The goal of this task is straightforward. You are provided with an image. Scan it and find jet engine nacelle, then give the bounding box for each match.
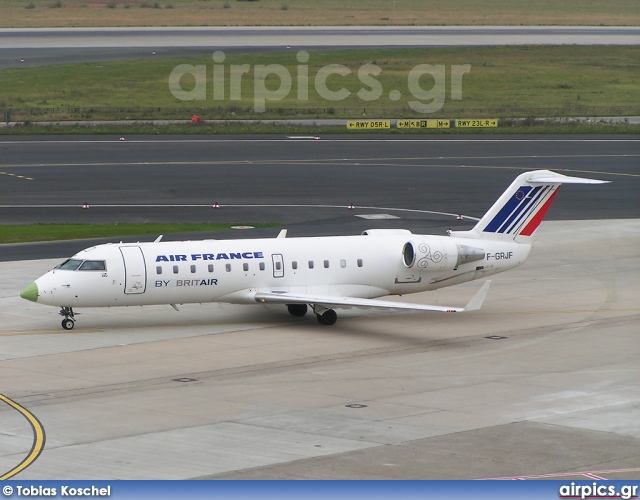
[402,238,485,272]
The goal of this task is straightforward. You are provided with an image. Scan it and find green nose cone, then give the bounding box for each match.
[20,282,39,302]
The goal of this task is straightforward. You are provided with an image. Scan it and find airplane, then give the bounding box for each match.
[20,169,608,330]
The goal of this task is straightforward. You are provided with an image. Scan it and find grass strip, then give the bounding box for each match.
[1,46,639,121]
[0,222,281,244]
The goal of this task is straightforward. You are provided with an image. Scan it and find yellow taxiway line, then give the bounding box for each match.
[0,394,46,480]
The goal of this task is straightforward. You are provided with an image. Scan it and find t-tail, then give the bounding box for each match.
[450,170,609,242]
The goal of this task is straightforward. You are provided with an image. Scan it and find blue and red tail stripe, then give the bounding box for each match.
[519,188,560,236]
[483,185,558,236]
[499,186,547,234]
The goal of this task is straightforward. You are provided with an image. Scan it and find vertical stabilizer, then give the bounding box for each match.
[449,170,609,241]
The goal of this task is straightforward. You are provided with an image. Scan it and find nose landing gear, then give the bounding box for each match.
[59,307,76,330]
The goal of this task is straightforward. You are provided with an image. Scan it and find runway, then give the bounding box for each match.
[0,135,639,479]
[2,26,639,68]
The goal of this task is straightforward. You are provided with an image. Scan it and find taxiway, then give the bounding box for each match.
[1,135,639,479]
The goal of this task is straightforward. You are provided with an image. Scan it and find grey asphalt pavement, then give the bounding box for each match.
[0,134,638,260]
[2,26,639,68]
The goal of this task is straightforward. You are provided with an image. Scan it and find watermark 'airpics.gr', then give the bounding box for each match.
[168,51,471,113]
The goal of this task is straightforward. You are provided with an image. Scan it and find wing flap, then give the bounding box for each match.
[255,281,491,314]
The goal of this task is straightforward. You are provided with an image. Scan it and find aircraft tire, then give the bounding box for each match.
[62,318,75,330]
[317,309,337,326]
[287,304,308,317]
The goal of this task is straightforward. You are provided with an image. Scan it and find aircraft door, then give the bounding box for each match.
[272,254,284,278]
[120,246,147,294]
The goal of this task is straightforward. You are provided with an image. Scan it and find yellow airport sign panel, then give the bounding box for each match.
[454,119,499,128]
[347,120,391,130]
[397,119,450,129]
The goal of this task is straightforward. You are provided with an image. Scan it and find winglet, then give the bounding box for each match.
[461,280,491,312]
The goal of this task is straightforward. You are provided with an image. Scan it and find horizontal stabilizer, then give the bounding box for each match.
[526,171,610,185]
[255,281,491,314]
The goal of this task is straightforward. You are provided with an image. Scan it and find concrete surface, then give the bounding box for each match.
[2,26,639,68]
[1,219,639,479]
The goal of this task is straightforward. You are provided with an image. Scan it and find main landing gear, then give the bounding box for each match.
[287,304,308,317]
[286,303,338,325]
[316,309,337,326]
[59,307,76,330]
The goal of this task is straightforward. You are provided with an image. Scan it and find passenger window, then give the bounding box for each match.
[57,259,82,270]
[208,264,214,272]
[340,259,346,268]
[275,261,282,270]
[190,265,196,273]
[225,264,231,272]
[324,260,329,269]
[259,262,265,271]
[78,260,106,271]
[292,261,298,270]
[357,259,363,267]
[156,266,162,275]
[243,263,249,271]
[308,260,314,269]
[173,265,179,274]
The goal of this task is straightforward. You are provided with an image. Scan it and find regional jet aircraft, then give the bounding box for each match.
[20,170,607,330]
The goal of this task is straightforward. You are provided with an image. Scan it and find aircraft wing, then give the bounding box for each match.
[255,280,491,313]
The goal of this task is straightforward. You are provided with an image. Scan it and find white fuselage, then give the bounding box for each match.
[33,232,530,308]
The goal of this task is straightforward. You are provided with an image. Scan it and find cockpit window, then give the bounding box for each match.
[79,260,106,271]
[57,259,83,270]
